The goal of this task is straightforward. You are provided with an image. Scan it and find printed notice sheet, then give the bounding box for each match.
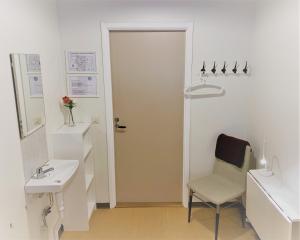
[29,75,43,97]
[26,54,41,72]
[67,52,97,73]
[68,75,97,96]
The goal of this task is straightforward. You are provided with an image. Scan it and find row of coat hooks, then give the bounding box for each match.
[200,61,249,76]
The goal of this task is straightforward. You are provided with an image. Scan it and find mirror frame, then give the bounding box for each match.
[9,54,46,139]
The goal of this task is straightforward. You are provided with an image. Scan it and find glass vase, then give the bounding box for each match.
[68,108,75,127]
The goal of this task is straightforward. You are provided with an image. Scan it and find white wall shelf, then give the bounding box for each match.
[83,145,93,161]
[85,174,94,191]
[88,201,96,220]
[52,123,96,231]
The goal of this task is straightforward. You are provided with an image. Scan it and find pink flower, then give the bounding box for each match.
[62,96,75,109]
[62,96,71,104]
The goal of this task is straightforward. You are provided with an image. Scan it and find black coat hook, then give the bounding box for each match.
[211,61,217,74]
[232,61,238,74]
[221,61,227,74]
[201,61,206,75]
[243,61,248,74]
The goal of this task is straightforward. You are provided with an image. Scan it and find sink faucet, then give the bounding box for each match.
[35,166,54,179]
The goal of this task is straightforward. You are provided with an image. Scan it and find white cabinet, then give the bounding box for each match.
[52,123,96,231]
[246,170,300,240]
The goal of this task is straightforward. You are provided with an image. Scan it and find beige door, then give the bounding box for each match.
[110,31,185,203]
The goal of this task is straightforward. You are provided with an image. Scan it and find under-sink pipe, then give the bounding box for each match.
[52,192,65,240]
[42,193,54,227]
[55,192,64,219]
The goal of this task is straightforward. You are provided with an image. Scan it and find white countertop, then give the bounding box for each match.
[55,123,92,135]
[249,169,300,222]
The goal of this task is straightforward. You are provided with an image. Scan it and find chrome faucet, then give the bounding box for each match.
[35,166,54,179]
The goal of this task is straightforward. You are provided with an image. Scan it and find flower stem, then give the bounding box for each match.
[69,108,74,125]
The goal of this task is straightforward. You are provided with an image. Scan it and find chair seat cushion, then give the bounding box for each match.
[188,174,245,205]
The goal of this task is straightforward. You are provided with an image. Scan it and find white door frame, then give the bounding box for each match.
[101,22,193,208]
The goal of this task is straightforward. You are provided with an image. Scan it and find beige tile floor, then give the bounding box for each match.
[61,207,258,240]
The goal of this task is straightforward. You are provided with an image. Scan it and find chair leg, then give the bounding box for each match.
[188,189,193,223]
[215,205,220,240]
[239,198,246,228]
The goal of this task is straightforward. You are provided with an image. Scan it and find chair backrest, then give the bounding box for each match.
[213,145,251,188]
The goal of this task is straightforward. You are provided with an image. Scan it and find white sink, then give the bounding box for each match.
[25,160,79,193]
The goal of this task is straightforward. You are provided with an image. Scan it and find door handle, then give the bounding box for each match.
[114,117,127,129]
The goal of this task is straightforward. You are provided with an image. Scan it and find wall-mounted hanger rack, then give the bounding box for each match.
[184,79,225,98]
[200,61,249,76]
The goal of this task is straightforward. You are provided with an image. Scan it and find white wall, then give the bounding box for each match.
[0,0,65,239]
[57,0,256,203]
[249,0,299,194]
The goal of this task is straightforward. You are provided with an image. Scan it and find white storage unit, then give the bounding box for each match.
[52,123,96,231]
[246,170,300,240]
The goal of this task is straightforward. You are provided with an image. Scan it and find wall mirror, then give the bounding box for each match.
[10,53,46,138]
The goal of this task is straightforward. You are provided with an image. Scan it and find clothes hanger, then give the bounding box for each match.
[184,79,225,98]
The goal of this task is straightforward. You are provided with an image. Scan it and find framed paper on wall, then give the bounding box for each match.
[26,54,41,73]
[67,75,98,97]
[28,74,43,98]
[66,51,97,73]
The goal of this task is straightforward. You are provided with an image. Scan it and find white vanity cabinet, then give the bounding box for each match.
[52,123,96,231]
[246,170,300,240]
